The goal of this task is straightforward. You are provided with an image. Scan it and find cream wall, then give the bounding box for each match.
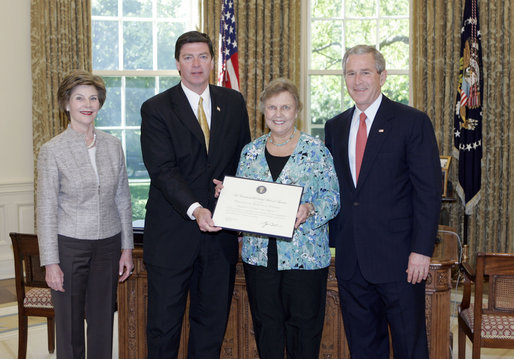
[0,0,35,278]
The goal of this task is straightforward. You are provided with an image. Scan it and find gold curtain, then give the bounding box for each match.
[31,0,92,185]
[203,0,301,139]
[412,0,514,258]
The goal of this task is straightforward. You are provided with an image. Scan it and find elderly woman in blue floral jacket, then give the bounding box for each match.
[231,78,339,359]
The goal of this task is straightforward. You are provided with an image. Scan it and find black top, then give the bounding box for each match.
[264,146,291,269]
[265,146,290,181]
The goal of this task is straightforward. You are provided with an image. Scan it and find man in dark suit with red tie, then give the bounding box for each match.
[140,31,251,358]
[324,45,442,358]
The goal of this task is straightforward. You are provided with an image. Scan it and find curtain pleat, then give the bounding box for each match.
[30,0,511,255]
[412,0,513,260]
[203,0,301,139]
[31,0,92,221]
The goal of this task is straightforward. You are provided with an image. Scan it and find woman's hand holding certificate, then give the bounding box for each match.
[212,176,303,239]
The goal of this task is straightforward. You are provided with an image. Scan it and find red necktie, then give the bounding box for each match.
[355,112,368,182]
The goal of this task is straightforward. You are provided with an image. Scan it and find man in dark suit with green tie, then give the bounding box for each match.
[140,31,251,359]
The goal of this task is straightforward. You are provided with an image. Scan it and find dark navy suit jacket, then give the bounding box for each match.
[325,96,441,283]
[140,83,251,269]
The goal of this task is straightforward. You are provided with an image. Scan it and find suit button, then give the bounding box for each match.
[353,202,360,206]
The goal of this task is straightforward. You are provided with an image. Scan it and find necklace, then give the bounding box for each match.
[87,133,97,149]
[268,127,296,147]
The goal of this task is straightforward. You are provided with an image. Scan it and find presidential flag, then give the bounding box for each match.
[218,0,240,91]
[453,0,482,215]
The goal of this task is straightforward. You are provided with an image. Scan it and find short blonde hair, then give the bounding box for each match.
[259,78,303,114]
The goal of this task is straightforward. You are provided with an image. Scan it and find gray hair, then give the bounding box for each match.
[342,45,386,75]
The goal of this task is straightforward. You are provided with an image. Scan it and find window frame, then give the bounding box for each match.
[301,0,412,138]
[91,0,200,225]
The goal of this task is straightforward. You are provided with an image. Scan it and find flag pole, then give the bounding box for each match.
[462,214,469,262]
[453,0,482,264]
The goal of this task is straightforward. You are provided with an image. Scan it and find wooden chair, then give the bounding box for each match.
[458,252,514,358]
[9,232,55,359]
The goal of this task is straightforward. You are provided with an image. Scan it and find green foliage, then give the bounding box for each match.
[346,0,375,17]
[126,77,155,125]
[92,21,119,70]
[311,0,342,18]
[379,19,409,69]
[96,77,122,127]
[159,76,181,91]
[93,0,192,223]
[309,0,411,135]
[380,0,409,16]
[157,0,189,18]
[93,0,188,72]
[310,75,344,124]
[124,0,152,17]
[92,0,118,16]
[311,21,343,70]
[382,75,409,105]
[345,19,376,49]
[129,183,149,221]
[124,21,153,70]
[157,22,185,69]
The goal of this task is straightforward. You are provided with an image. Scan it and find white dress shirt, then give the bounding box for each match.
[181,82,211,128]
[181,82,212,219]
[348,94,382,186]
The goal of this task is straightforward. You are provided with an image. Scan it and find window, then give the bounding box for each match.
[92,0,199,226]
[304,0,410,140]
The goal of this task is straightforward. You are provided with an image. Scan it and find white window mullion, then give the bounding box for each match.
[92,1,198,223]
[153,0,158,71]
[118,0,124,71]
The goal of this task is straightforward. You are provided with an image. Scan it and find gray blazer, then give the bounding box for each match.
[37,126,134,266]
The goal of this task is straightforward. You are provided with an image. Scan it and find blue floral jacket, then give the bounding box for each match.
[236,132,340,270]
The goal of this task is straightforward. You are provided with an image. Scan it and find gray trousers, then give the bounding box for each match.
[51,233,121,359]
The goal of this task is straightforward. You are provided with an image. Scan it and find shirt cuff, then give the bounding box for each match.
[187,202,202,220]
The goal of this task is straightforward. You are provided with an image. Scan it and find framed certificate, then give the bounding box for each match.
[212,176,304,240]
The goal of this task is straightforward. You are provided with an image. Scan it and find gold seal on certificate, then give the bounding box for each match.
[212,176,304,240]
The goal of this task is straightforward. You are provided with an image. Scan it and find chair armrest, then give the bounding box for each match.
[460,261,475,281]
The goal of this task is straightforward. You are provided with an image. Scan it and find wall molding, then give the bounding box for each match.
[0,181,33,193]
[0,180,34,279]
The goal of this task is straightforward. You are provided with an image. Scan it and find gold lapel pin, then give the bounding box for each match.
[378,129,384,133]
[216,106,221,112]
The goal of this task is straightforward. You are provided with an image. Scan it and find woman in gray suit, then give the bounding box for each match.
[37,70,134,359]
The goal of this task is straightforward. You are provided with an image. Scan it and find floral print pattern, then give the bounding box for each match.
[237,132,340,270]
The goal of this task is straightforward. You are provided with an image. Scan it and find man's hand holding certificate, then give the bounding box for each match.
[212,176,303,239]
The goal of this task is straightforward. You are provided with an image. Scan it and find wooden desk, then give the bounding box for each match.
[118,226,458,358]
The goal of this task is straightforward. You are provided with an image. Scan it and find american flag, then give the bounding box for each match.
[453,0,482,214]
[217,0,239,91]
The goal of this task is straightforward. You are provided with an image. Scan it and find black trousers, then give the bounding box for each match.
[243,239,328,359]
[145,238,236,359]
[51,233,121,359]
[337,264,428,359]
